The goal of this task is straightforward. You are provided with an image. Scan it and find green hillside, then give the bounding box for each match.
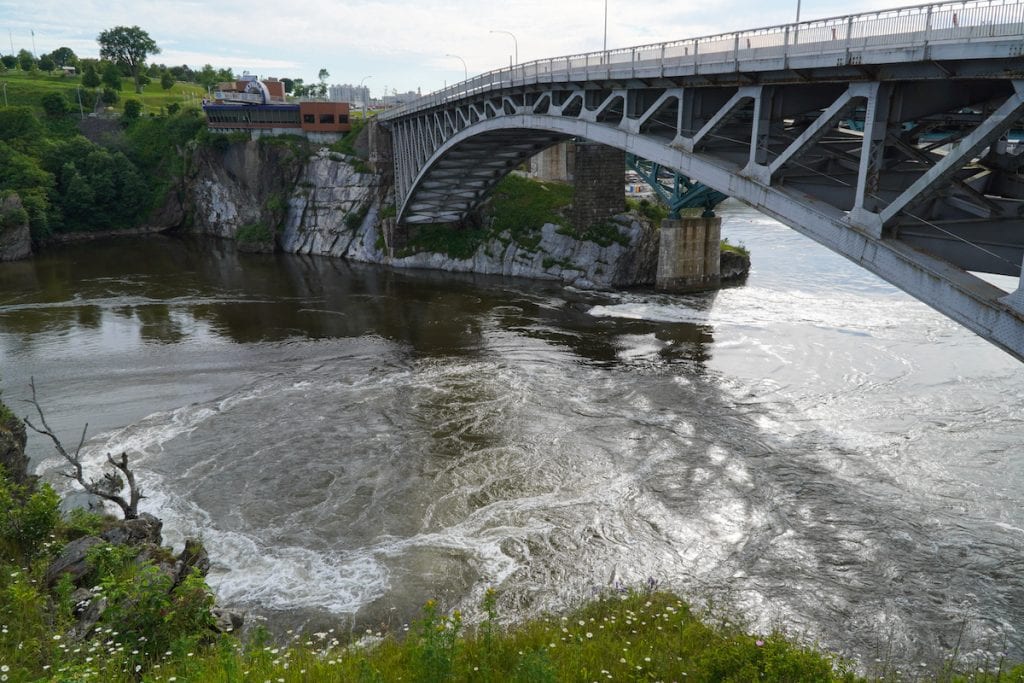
[0,69,205,116]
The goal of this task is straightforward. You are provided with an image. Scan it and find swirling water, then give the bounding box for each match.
[1,201,1021,672]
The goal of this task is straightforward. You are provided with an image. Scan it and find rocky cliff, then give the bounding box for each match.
[185,140,665,289]
[0,193,32,262]
[184,138,746,289]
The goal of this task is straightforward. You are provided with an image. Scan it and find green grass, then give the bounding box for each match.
[403,174,574,259]
[721,236,750,257]
[0,69,205,116]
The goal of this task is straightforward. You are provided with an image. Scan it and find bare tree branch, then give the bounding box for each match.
[23,377,144,519]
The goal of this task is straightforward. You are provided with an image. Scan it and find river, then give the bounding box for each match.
[1,200,1021,674]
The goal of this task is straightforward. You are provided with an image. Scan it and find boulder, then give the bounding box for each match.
[100,512,163,546]
[720,249,751,282]
[174,538,211,585]
[211,607,244,633]
[45,536,103,587]
[0,193,32,262]
[66,593,107,642]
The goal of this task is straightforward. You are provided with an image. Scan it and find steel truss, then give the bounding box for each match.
[382,1,1024,360]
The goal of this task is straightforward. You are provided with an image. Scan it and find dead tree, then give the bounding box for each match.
[23,378,144,520]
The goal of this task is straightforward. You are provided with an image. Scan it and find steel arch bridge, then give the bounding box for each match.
[379,0,1024,361]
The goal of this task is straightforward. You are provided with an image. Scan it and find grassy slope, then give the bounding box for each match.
[0,69,205,115]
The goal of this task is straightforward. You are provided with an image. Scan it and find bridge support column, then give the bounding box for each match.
[656,216,721,292]
[572,142,625,229]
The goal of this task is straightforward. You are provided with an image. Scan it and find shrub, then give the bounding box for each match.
[0,467,61,561]
[41,92,69,117]
[122,98,143,122]
[236,222,272,243]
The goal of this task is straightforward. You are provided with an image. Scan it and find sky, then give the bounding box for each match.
[2,0,907,95]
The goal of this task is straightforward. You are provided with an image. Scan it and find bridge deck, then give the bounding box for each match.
[381,0,1024,120]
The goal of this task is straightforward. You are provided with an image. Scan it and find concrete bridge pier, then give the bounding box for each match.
[656,216,721,292]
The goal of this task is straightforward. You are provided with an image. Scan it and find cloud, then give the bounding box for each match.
[1,0,925,91]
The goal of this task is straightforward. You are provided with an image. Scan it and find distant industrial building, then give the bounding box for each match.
[328,83,371,107]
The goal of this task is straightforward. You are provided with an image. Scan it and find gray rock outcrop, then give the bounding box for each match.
[0,406,32,487]
[0,193,32,262]
[187,140,745,290]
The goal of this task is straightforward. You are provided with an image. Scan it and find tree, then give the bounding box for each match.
[102,63,122,90]
[101,87,119,105]
[25,378,144,519]
[281,77,294,94]
[81,63,101,88]
[49,46,78,67]
[123,98,142,122]
[97,25,160,94]
[38,54,55,73]
[0,54,15,69]
[317,68,330,99]
[160,70,174,90]
[17,49,35,71]
[197,63,218,90]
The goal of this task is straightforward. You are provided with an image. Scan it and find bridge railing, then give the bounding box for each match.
[379,0,1024,121]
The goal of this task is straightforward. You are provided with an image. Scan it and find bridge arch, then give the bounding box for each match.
[381,1,1024,360]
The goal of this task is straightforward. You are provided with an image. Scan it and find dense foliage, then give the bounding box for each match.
[0,102,204,238]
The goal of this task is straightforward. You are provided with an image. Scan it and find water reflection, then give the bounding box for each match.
[0,236,715,364]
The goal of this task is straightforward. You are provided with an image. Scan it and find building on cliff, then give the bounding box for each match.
[203,73,351,141]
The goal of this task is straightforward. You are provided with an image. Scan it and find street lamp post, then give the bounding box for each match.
[794,0,802,44]
[359,75,373,120]
[446,53,468,81]
[489,30,518,66]
[603,0,608,52]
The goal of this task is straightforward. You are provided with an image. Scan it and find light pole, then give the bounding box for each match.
[489,30,518,66]
[794,0,802,44]
[359,75,372,119]
[603,0,608,52]
[446,53,468,81]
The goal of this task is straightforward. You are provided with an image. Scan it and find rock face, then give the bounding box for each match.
[187,139,745,290]
[287,165,659,288]
[278,151,381,257]
[0,193,32,262]
[0,403,32,487]
[186,140,304,251]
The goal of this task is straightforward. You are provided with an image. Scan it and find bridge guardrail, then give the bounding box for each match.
[379,0,1024,121]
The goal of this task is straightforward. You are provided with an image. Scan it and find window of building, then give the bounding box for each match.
[319,113,335,124]
[303,114,315,123]
[338,115,349,124]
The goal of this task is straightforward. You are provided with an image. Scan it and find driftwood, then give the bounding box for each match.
[23,378,143,519]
